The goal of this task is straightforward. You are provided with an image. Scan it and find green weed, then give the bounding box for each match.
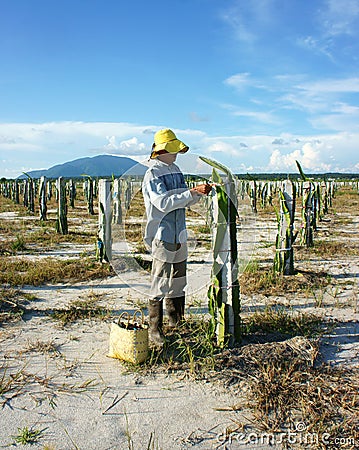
[11,234,26,252]
[11,426,46,445]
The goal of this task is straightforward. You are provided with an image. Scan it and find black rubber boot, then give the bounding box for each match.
[165,296,185,327]
[148,299,164,348]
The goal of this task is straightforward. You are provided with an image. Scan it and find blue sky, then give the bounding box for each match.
[1,0,359,178]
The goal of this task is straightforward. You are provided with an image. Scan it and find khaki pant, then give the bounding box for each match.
[150,240,187,299]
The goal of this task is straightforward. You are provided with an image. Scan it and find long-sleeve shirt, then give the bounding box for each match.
[142,159,200,246]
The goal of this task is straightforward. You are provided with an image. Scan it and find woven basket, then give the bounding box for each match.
[108,310,148,364]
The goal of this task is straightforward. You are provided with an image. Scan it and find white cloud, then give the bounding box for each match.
[297,77,359,94]
[221,9,256,44]
[232,109,278,124]
[220,102,279,125]
[224,73,251,90]
[266,132,359,172]
[274,75,359,133]
[223,73,359,131]
[296,35,334,60]
[207,141,243,157]
[320,0,359,37]
[310,113,359,132]
[220,0,276,44]
[104,136,118,150]
[224,73,270,93]
[332,102,359,114]
[268,141,332,172]
[104,136,147,155]
[280,92,327,113]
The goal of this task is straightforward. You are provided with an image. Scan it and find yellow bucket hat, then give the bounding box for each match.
[150,129,189,159]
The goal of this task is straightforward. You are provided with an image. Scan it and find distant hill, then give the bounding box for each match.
[18,155,147,179]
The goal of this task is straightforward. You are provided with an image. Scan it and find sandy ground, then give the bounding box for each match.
[0,199,358,449]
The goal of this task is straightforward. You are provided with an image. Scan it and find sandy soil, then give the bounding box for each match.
[0,192,358,450]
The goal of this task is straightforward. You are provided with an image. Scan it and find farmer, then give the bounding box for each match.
[142,128,211,347]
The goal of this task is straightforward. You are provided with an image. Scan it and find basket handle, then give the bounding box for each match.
[117,311,131,327]
[132,309,145,326]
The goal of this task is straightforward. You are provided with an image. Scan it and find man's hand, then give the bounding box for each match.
[190,183,213,195]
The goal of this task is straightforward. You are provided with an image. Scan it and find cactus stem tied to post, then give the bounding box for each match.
[56,177,68,235]
[199,156,241,347]
[273,181,296,275]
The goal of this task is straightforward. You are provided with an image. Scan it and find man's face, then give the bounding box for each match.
[157,152,177,164]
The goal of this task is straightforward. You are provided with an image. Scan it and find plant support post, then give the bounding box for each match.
[98,179,112,262]
[39,176,47,221]
[112,178,122,225]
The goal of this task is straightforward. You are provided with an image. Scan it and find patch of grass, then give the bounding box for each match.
[29,226,95,247]
[22,292,38,301]
[258,241,274,249]
[162,318,218,376]
[22,339,61,357]
[189,224,211,235]
[0,236,23,255]
[0,363,28,406]
[124,223,144,243]
[0,256,115,286]
[0,287,27,323]
[0,242,12,256]
[11,426,46,445]
[242,306,325,338]
[127,190,146,218]
[334,187,359,211]
[11,234,27,252]
[125,316,220,378]
[240,265,331,296]
[303,239,359,257]
[50,295,110,325]
[0,197,28,214]
[0,226,96,253]
[240,259,260,274]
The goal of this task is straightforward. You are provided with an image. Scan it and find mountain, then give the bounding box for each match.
[19,155,147,179]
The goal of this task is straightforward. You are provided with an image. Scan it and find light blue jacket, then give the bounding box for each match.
[142,159,200,246]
